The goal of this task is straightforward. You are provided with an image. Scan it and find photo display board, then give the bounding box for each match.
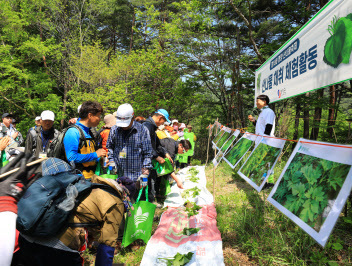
[212,130,241,167]
[215,127,232,150]
[267,138,352,247]
[212,129,225,147]
[223,132,259,169]
[238,137,286,192]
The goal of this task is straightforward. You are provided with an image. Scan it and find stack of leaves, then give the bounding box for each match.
[188,168,199,175]
[159,252,194,266]
[182,187,201,199]
[184,200,202,217]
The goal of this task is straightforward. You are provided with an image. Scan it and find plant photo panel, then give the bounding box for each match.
[215,127,232,150]
[212,129,225,147]
[212,130,241,167]
[223,132,259,169]
[238,137,286,192]
[267,138,352,247]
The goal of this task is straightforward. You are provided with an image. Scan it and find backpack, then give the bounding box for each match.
[47,124,95,161]
[16,172,121,237]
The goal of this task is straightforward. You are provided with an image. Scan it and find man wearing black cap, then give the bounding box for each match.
[0,113,22,149]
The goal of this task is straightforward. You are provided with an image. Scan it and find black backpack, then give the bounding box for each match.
[47,124,95,161]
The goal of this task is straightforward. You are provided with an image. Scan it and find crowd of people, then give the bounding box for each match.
[0,101,197,266]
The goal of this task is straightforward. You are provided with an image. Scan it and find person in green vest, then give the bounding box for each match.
[182,125,197,167]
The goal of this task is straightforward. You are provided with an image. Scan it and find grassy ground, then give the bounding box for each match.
[83,158,352,265]
[208,157,352,265]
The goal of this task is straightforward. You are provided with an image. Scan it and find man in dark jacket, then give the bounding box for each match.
[160,138,192,189]
[143,109,173,203]
[25,110,60,158]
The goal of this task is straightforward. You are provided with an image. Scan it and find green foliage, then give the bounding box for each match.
[324,14,352,67]
[272,152,351,230]
[182,227,201,236]
[159,252,194,266]
[182,187,201,199]
[212,130,225,144]
[240,142,281,186]
[184,200,202,217]
[224,137,253,166]
[219,134,238,153]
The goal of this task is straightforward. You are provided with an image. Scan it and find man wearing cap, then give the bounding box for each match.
[143,109,174,203]
[0,113,23,149]
[27,116,42,134]
[64,101,107,179]
[25,110,60,158]
[106,104,153,195]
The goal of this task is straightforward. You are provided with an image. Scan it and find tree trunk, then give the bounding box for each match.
[303,94,310,138]
[310,89,324,140]
[293,102,301,140]
[327,85,336,137]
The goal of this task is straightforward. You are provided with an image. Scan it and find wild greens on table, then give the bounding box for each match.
[159,252,194,266]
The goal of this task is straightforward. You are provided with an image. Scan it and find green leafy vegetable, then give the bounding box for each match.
[184,200,202,217]
[182,187,201,199]
[183,227,200,236]
[159,252,194,266]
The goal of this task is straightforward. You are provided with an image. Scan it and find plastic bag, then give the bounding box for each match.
[57,184,78,211]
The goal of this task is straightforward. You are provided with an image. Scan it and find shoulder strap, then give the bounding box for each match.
[69,124,87,149]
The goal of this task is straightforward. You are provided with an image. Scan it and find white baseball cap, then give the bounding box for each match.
[115,103,134,127]
[171,119,179,124]
[41,110,55,121]
[77,104,82,114]
[35,116,41,121]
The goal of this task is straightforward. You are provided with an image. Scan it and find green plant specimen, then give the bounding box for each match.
[182,187,201,199]
[159,252,194,266]
[272,152,351,231]
[184,200,202,217]
[241,143,281,186]
[213,130,225,144]
[224,137,253,166]
[324,14,352,67]
[189,176,200,183]
[188,168,199,175]
[216,131,231,148]
[183,227,201,236]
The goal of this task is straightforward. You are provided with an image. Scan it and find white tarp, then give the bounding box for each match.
[255,0,352,103]
[141,166,224,265]
[163,166,214,208]
[267,138,352,247]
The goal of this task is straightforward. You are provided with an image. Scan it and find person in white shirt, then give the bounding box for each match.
[248,95,276,189]
[248,95,275,136]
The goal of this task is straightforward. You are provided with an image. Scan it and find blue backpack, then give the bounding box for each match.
[17,172,120,237]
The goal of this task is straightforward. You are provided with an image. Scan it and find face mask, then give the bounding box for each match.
[173,125,179,131]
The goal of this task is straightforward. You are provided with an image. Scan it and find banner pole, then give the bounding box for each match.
[213,118,219,202]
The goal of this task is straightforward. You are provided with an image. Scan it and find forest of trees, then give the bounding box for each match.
[1,0,351,162]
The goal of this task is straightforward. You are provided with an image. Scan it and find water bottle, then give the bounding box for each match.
[109,161,117,174]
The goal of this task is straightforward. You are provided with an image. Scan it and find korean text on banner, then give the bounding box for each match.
[255,0,352,103]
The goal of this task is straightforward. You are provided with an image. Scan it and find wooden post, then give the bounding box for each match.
[213,118,219,202]
[205,124,212,165]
